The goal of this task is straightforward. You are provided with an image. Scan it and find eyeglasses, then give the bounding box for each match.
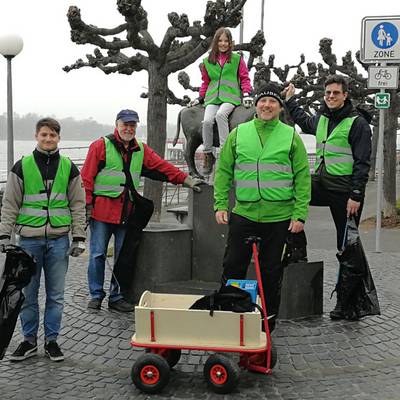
[324,90,343,96]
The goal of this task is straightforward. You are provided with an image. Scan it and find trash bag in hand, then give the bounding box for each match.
[282,231,308,266]
[0,245,36,360]
[113,189,154,303]
[335,218,380,320]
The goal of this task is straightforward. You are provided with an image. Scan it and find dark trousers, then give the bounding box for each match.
[310,178,363,251]
[221,214,290,324]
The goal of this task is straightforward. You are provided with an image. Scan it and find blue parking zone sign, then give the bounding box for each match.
[372,22,398,49]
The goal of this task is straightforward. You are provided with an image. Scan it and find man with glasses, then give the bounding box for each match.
[82,109,202,312]
[282,75,372,320]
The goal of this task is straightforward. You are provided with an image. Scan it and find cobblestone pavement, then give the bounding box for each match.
[1,242,400,399]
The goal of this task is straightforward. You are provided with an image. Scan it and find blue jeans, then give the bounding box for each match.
[87,219,127,303]
[19,235,70,343]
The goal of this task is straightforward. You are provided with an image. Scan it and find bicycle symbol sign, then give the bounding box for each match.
[374,69,392,80]
[368,65,399,89]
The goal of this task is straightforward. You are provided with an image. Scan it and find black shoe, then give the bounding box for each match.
[10,341,37,361]
[44,341,64,362]
[329,302,344,320]
[108,298,135,312]
[87,298,102,310]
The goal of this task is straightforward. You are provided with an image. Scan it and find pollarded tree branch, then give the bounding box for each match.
[202,0,246,36]
[161,0,247,64]
[141,88,191,106]
[67,6,131,50]
[164,39,212,74]
[63,48,148,74]
[177,71,200,93]
[234,30,266,70]
[117,0,159,55]
[160,12,192,54]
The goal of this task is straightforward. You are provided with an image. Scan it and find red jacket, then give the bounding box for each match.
[81,130,188,224]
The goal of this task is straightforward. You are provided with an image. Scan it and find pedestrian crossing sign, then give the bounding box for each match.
[374,93,390,109]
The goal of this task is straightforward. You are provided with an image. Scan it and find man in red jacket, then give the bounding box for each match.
[81,109,201,312]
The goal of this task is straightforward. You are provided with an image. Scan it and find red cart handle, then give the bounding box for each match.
[246,236,272,370]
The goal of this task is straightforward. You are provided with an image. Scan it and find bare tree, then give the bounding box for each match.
[64,0,254,221]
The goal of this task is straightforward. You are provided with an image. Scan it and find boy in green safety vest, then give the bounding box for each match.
[214,83,311,335]
[283,74,372,320]
[0,118,86,362]
[189,27,253,175]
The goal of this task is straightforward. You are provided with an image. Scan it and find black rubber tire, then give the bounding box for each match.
[203,353,240,394]
[131,353,170,394]
[270,345,278,369]
[145,348,182,368]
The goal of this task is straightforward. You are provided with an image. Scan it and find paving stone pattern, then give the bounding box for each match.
[1,248,400,399]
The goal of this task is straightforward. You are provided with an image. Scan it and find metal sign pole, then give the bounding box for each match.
[375,62,386,253]
[360,16,400,251]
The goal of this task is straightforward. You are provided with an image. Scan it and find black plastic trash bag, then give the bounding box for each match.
[0,245,36,360]
[282,231,308,266]
[189,285,261,316]
[335,218,380,320]
[113,189,154,302]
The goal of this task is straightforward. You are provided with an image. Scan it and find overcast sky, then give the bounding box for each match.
[0,0,399,127]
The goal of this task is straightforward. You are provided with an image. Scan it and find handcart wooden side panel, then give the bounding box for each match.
[132,291,266,350]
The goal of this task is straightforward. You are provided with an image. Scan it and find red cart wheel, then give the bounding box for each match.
[204,353,240,394]
[131,353,170,394]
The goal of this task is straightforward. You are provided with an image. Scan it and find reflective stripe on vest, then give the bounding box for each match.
[204,53,241,106]
[315,115,356,175]
[93,137,144,198]
[234,120,295,202]
[16,155,72,227]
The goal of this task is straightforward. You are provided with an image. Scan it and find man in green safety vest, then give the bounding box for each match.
[0,118,86,361]
[214,83,311,333]
[81,109,202,313]
[283,75,372,320]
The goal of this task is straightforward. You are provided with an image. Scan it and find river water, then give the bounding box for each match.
[0,135,320,182]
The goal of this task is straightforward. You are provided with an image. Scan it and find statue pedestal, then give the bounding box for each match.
[246,261,324,319]
[128,223,192,303]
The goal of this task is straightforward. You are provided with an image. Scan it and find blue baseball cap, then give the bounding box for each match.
[116,109,140,123]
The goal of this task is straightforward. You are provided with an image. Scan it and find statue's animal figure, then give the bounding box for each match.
[173,105,255,177]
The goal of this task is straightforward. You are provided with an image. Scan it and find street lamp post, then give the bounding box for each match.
[0,34,23,175]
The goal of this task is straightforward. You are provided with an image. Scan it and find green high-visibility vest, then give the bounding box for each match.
[203,52,241,106]
[93,137,144,198]
[315,115,356,175]
[16,155,72,227]
[234,120,295,202]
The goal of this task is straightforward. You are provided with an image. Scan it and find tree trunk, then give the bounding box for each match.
[383,90,398,217]
[369,125,378,181]
[143,62,168,222]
